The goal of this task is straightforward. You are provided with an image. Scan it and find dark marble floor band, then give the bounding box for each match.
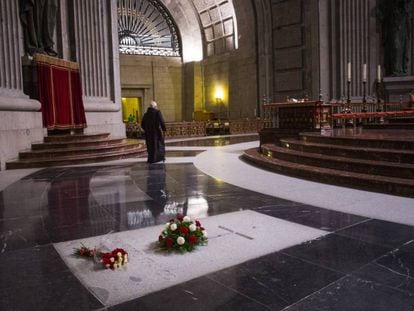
[1,162,414,310]
[166,134,259,146]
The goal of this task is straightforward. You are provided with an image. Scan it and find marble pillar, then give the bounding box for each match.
[0,0,43,170]
[71,0,124,136]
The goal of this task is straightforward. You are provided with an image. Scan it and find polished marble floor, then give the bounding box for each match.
[1,134,414,310]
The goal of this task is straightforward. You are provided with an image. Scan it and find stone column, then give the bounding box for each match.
[0,0,40,110]
[321,0,379,101]
[0,0,43,170]
[71,0,124,136]
[253,0,274,116]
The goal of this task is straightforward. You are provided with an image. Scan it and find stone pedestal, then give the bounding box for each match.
[383,76,414,102]
[21,56,39,100]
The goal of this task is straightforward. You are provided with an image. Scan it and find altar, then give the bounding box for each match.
[263,100,330,129]
[35,54,87,130]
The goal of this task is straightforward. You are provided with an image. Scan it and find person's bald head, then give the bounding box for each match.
[150,101,157,108]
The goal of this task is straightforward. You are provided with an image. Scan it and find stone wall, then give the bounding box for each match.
[183,62,203,121]
[119,55,183,122]
[202,0,258,119]
[270,0,320,102]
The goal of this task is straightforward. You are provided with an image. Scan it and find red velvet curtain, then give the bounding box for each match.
[36,55,87,130]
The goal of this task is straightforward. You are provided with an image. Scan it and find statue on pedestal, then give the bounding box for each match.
[19,0,58,57]
[377,0,414,76]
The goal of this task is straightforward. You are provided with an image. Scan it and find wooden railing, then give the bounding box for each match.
[263,100,414,129]
[165,122,207,138]
[329,101,409,114]
[330,101,413,127]
[125,119,265,139]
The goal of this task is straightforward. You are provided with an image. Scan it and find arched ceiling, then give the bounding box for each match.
[191,0,238,57]
[118,0,181,56]
[117,0,238,63]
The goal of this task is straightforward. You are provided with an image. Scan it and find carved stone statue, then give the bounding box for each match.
[19,0,58,57]
[377,0,414,76]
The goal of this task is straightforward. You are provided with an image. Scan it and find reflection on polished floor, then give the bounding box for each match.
[166,134,259,146]
[1,134,414,310]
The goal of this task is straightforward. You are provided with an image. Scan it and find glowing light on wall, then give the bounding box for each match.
[215,86,224,103]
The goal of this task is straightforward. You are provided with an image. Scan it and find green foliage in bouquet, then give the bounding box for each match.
[158,215,208,252]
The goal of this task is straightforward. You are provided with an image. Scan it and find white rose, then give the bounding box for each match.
[177,236,185,245]
[165,222,170,229]
[203,230,208,237]
[189,224,197,232]
[170,223,177,231]
[183,216,191,222]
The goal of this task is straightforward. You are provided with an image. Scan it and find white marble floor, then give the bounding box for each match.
[54,210,327,307]
[193,141,414,226]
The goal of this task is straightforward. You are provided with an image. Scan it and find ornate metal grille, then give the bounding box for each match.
[117,0,181,56]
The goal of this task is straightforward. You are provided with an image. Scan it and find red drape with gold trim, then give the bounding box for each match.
[36,54,87,130]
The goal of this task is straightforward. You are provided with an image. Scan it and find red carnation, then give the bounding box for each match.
[158,235,164,241]
[165,237,174,248]
[188,235,198,244]
[180,226,189,234]
[195,220,201,227]
[112,248,127,256]
[200,227,205,231]
[177,215,184,221]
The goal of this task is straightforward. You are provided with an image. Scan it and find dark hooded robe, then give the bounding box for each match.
[141,107,166,163]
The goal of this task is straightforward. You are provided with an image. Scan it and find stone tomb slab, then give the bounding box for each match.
[53,210,327,306]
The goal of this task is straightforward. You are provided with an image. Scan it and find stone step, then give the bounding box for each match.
[6,146,146,169]
[389,117,414,124]
[300,132,414,150]
[261,144,414,179]
[31,138,125,150]
[363,123,414,129]
[280,138,414,164]
[43,133,110,143]
[18,142,142,160]
[243,148,414,198]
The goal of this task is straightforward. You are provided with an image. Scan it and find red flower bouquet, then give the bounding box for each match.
[158,215,208,252]
[74,245,128,270]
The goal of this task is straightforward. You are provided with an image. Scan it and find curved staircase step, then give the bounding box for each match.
[31,138,126,150]
[300,132,414,150]
[19,142,142,159]
[363,123,414,129]
[261,144,414,179]
[243,148,414,198]
[43,133,110,143]
[6,146,147,169]
[280,138,414,164]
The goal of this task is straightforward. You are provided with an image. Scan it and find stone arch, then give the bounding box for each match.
[159,0,203,62]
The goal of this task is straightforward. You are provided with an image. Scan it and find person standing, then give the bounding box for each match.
[141,101,166,163]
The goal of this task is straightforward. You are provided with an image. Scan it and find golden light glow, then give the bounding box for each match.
[121,97,140,122]
[214,86,224,102]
